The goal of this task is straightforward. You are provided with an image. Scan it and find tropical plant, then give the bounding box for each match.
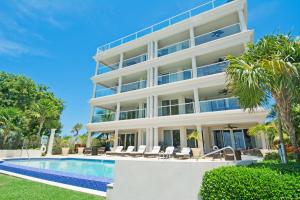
[0,107,23,148]
[226,34,300,162]
[187,130,200,148]
[71,123,83,136]
[102,111,114,122]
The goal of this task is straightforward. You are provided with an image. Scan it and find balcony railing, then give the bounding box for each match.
[197,61,229,77]
[122,54,148,67]
[121,80,147,93]
[158,69,192,85]
[194,23,241,46]
[97,0,231,53]
[97,62,119,75]
[92,112,116,123]
[158,39,190,57]
[119,108,146,120]
[199,97,240,112]
[95,86,118,97]
[158,102,195,116]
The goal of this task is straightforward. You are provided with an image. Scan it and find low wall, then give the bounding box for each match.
[0,150,41,158]
[109,160,254,200]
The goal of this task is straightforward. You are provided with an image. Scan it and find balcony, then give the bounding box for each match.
[158,69,192,85]
[158,39,190,57]
[197,61,229,77]
[95,86,118,98]
[194,23,241,46]
[121,80,147,93]
[97,62,119,75]
[199,97,240,112]
[158,102,195,116]
[92,111,116,123]
[122,54,148,67]
[119,108,146,120]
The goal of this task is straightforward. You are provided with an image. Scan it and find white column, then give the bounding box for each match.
[193,88,200,113]
[230,129,236,149]
[153,40,158,58]
[197,125,204,156]
[119,53,124,69]
[114,130,119,147]
[138,129,142,146]
[138,101,143,118]
[153,127,159,146]
[116,102,120,121]
[88,106,95,123]
[238,10,247,31]
[260,132,267,149]
[180,127,187,148]
[86,132,92,148]
[154,66,158,86]
[192,56,197,78]
[146,128,151,151]
[189,27,195,47]
[147,69,151,87]
[46,129,56,156]
[149,67,154,87]
[95,61,100,75]
[148,42,153,60]
[118,76,122,93]
[149,96,154,118]
[153,95,158,117]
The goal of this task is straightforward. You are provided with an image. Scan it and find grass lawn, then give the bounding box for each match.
[0,174,105,200]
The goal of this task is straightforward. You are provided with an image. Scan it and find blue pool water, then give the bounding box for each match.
[6,158,114,179]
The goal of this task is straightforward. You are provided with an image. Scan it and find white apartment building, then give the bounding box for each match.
[86,0,268,154]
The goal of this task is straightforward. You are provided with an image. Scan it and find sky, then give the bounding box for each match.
[0,0,299,136]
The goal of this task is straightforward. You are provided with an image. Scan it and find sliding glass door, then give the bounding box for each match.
[213,129,246,150]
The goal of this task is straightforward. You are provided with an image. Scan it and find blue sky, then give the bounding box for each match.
[0,0,299,136]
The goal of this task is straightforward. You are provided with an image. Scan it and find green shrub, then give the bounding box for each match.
[264,152,295,161]
[200,166,300,200]
[250,161,300,176]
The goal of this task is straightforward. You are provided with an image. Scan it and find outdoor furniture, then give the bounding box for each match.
[97,147,106,155]
[106,146,123,156]
[224,149,241,161]
[160,146,175,159]
[129,145,147,157]
[144,146,161,157]
[118,146,135,156]
[83,147,92,155]
[175,147,191,159]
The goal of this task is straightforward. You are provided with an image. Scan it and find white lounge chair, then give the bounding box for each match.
[106,146,123,156]
[118,146,135,156]
[129,145,147,157]
[176,147,191,159]
[144,146,161,157]
[160,146,175,159]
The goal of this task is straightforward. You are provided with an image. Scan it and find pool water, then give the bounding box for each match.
[7,158,114,179]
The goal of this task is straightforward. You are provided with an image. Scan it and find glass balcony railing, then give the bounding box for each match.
[158,39,190,57]
[95,86,118,98]
[119,108,146,120]
[97,62,119,75]
[197,61,229,77]
[199,97,240,112]
[92,112,116,123]
[158,69,192,85]
[122,54,148,67]
[158,102,195,116]
[195,23,241,46]
[121,80,147,93]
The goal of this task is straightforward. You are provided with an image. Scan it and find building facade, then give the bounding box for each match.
[86,0,268,154]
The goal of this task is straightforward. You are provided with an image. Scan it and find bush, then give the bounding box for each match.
[250,161,300,176]
[200,166,300,200]
[264,152,295,161]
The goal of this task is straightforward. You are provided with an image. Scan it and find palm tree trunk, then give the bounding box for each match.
[37,118,45,143]
[277,111,288,164]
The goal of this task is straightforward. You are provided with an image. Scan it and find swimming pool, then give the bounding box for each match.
[0,158,115,192]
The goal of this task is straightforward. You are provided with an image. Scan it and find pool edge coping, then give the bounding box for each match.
[0,169,107,197]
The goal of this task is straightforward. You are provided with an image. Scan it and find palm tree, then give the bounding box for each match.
[226,34,300,162]
[187,130,200,148]
[0,107,22,148]
[30,98,60,139]
[71,123,83,136]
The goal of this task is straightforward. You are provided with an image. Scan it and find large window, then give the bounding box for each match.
[213,129,250,150]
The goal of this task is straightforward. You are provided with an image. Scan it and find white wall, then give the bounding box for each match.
[109,160,253,200]
[0,150,41,158]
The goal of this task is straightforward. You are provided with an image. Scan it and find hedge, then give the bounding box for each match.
[199,166,300,200]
